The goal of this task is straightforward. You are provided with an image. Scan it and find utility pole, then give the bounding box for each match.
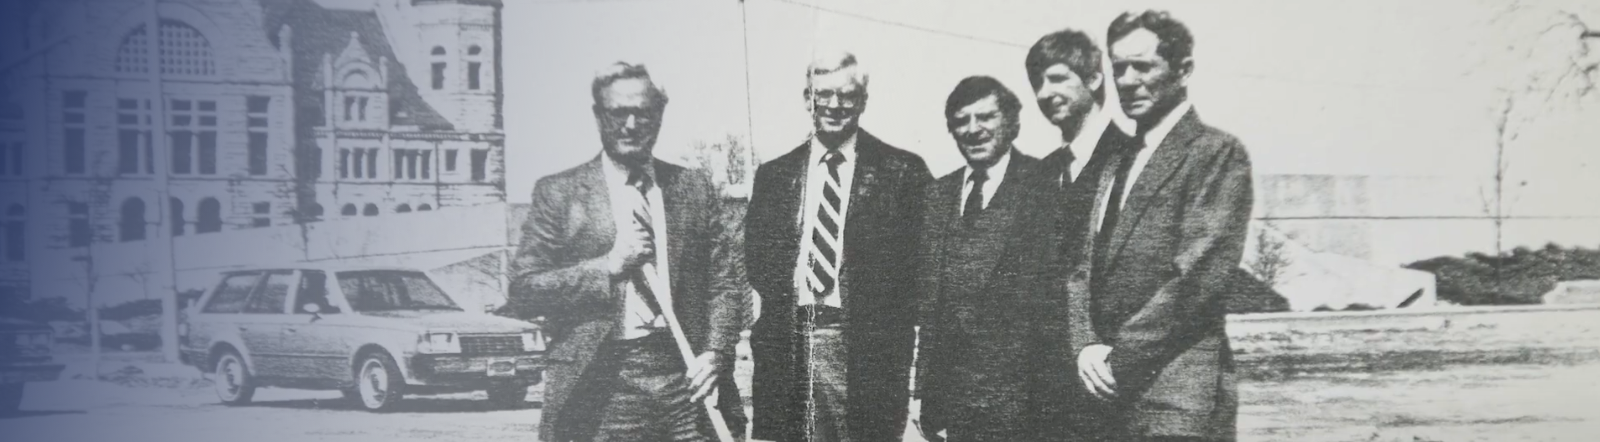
[143,0,179,363]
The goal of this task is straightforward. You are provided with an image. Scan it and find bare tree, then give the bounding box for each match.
[1478,2,1600,276]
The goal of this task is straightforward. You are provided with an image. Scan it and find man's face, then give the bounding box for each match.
[1111,28,1190,124]
[593,78,665,164]
[1034,63,1100,129]
[948,94,1015,168]
[807,70,866,139]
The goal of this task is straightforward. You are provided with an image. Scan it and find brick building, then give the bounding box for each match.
[0,0,505,301]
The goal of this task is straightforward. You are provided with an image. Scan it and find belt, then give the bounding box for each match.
[799,304,846,326]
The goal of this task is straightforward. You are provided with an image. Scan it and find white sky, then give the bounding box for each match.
[504,0,1600,218]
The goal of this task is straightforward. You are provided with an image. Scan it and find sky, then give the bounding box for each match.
[503,0,1600,218]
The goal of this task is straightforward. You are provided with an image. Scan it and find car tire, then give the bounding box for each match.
[213,350,256,405]
[0,383,23,413]
[354,352,405,412]
[486,381,527,409]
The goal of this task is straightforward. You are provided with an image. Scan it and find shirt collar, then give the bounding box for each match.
[808,131,859,165]
[600,151,653,188]
[963,146,1012,184]
[1140,101,1192,150]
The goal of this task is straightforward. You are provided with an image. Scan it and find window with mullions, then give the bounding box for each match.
[169,99,219,175]
[115,99,155,175]
[116,20,215,76]
[62,91,87,174]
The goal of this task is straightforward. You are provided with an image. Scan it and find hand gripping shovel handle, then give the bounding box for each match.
[640,264,737,442]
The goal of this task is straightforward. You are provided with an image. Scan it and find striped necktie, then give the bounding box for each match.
[625,169,664,320]
[804,150,846,305]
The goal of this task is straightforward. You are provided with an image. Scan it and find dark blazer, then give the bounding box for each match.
[744,130,933,442]
[505,156,745,442]
[916,152,1082,439]
[1059,109,1253,439]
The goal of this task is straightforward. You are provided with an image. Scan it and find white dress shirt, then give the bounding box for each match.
[1065,107,1112,182]
[1098,101,1192,233]
[601,153,670,339]
[794,133,858,308]
[958,148,1012,216]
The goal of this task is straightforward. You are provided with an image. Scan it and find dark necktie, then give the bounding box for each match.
[963,166,989,220]
[625,168,663,317]
[1054,145,1076,189]
[1094,138,1144,271]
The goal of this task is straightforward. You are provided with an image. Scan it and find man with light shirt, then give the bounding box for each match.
[1026,28,1129,193]
[507,62,745,442]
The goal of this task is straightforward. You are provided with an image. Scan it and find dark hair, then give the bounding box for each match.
[1108,10,1194,66]
[945,76,1022,139]
[1025,28,1103,102]
[591,62,668,107]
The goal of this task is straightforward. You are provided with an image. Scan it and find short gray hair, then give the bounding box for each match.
[806,51,869,91]
[591,61,668,106]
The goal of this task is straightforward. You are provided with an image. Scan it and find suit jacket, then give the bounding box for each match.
[1058,109,1253,439]
[744,130,933,442]
[916,152,1082,439]
[505,156,744,442]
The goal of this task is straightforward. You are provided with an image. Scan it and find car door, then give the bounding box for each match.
[282,270,353,382]
[196,271,263,355]
[239,270,297,379]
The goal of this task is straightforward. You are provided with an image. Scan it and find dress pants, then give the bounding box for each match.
[571,332,711,442]
[805,323,848,442]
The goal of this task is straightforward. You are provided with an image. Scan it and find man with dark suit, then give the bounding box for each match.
[744,51,933,442]
[1061,10,1254,442]
[914,76,1073,442]
[1026,28,1128,192]
[507,62,745,442]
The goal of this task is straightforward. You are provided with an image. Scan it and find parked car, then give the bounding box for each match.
[178,266,545,411]
[0,317,66,413]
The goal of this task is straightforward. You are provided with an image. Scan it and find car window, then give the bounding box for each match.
[337,271,462,312]
[294,271,340,314]
[203,272,262,314]
[243,271,295,314]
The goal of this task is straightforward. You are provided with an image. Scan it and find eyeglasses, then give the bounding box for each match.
[600,107,662,126]
[810,89,865,109]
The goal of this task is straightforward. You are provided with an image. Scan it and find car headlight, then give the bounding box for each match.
[417,332,460,354]
[521,331,544,352]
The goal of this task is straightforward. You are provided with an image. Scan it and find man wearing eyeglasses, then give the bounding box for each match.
[507,62,745,442]
[745,51,932,442]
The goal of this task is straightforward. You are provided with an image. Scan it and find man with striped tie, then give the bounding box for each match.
[508,62,746,442]
[745,51,933,442]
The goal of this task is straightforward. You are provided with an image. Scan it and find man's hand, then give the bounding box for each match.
[687,351,723,402]
[1077,344,1118,399]
[607,216,655,276]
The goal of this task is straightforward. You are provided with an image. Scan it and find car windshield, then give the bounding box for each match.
[336,270,462,312]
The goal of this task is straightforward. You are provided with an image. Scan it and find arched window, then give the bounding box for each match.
[395,204,411,213]
[417,204,433,212]
[307,203,324,219]
[116,20,215,76]
[362,203,378,216]
[170,198,185,236]
[466,45,485,90]
[4,204,23,261]
[430,46,446,90]
[196,198,222,233]
[467,45,481,56]
[341,203,358,216]
[120,198,146,242]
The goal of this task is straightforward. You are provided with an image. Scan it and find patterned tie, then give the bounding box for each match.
[963,166,989,220]
[805,150,847,305]
[625,169,664,319]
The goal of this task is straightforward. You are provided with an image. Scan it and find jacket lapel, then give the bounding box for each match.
[577,156,617,250]
[1105,110,1202,267]
[655,160,689,304]
[847,132,883,228]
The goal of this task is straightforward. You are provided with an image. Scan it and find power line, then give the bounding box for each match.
[762,0,1027,49]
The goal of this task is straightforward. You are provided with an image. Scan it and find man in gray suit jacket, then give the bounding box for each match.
[915,76,1078,442]
[506,62,745,442]
[1062,10,1253,442]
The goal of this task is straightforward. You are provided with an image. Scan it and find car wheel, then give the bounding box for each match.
[213,351,256,405]
[0,383,23,413]
[355,352,404,411]
[486,381,527,409]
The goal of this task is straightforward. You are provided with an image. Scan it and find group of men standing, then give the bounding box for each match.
[509,9,1253,442]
